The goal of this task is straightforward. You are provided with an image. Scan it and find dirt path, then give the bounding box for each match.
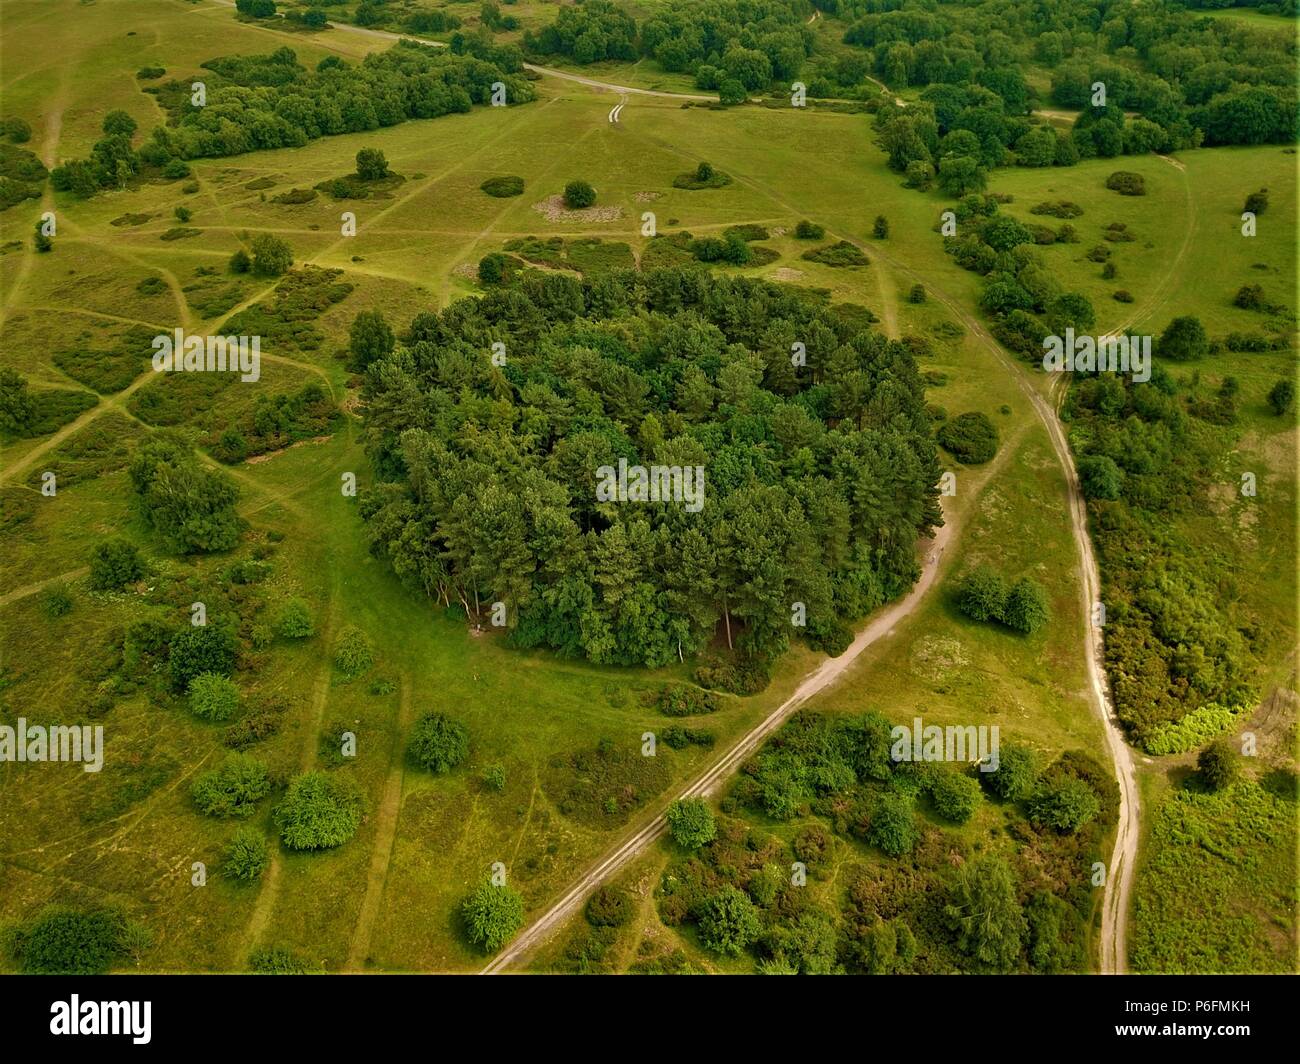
[874,267,1140,975]
[0,566,88,607]
[484,504,960,973]
[344,674,414,971]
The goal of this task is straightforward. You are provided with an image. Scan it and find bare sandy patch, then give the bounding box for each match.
[532,194,624,223]
[770,267,804,282]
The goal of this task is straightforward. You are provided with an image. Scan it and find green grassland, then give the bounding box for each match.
[2,0,1296,974]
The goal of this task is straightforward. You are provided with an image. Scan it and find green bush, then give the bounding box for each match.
[6,908,134,974]
[221,826,270,881]
[275,771,364,850]
[937,411,998,464]
[562,180,596,209]
[1142,702,1244,756]
[929,770,980,824]
[407,712,469,773]
[191,753,270,817]
[981,743,1037,801]
[89,538,143,590]
[251,234,293,277]
[1002,578,1050,635]
[333,626,373,679]
[696,886,761,956]
[1105,171,1145,196]
[957,565,1007,623]
[168,624,237,690]
[793,220,824,239]
[189,672,241,722]
[276,597,314,638]
[666,797,716,850]
[867,793,917,856]
[585,884,633,927]
[461,880,525,952]
[481,175,524,197]
[1197,738,1239,791]
[1028,778,1100,833]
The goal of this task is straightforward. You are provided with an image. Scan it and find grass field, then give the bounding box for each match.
[1,0,1295,974]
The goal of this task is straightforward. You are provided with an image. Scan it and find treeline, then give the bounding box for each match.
[358,266,942,673]
[525,0,815,92]
[51,43,532,195]
[844,0,1297,150]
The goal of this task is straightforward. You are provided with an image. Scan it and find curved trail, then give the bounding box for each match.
[483,511,957,974]
[200,0,1142,971]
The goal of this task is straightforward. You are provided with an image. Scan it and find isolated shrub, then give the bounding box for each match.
[696,886,761,956]
[1267,379,1294,415]
[1197,738,1238,792]
[89,538,143,590]
[937,411,998,464]
[872,215,889,239]
[658,683,719,716]
[251,234,293,277]
[563,180,596,208]
[981,743,1037,801]
[189,672,241,722]
[867,793,917,856]
[333,626,373,679]
[478,252,507,285]
[929,770,980,824]
[1002,578,1050,635]
[1112,289,1133,303]
[168,624,237,690]
[666,797,716,850]
[957,565,1007,623]
[229,248,251,273]
[275,771,363,850]
[480,175,524,197]
[355,147,388,181]
[794,220,824,239]
[192,753,270,818]
[1233,284,1266,310]
[1158,315,1208,361]
[462,880,525,952]
[585,885,633,928]
[1028,778,1099,833]
[7,909,130,974]
[407,712,469,773]
[908,284,927,304]
[481,764,506,792]
[274,597,314,638]
[42,584,73,619]
[1243,189,1268,215]
[1104,171,1145,196]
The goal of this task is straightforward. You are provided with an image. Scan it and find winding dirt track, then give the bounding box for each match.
[483,514,957,974]
[201,0,1141,972]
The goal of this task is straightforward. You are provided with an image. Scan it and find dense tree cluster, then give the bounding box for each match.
[525,0,813,90]
[51,44,532,195]
[358,267,942,672]
[936,193,1097,364]
[849,0,1295,151]
[522,0,638,64]
[654,708,1112,972]
[1062,349,1261,744]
